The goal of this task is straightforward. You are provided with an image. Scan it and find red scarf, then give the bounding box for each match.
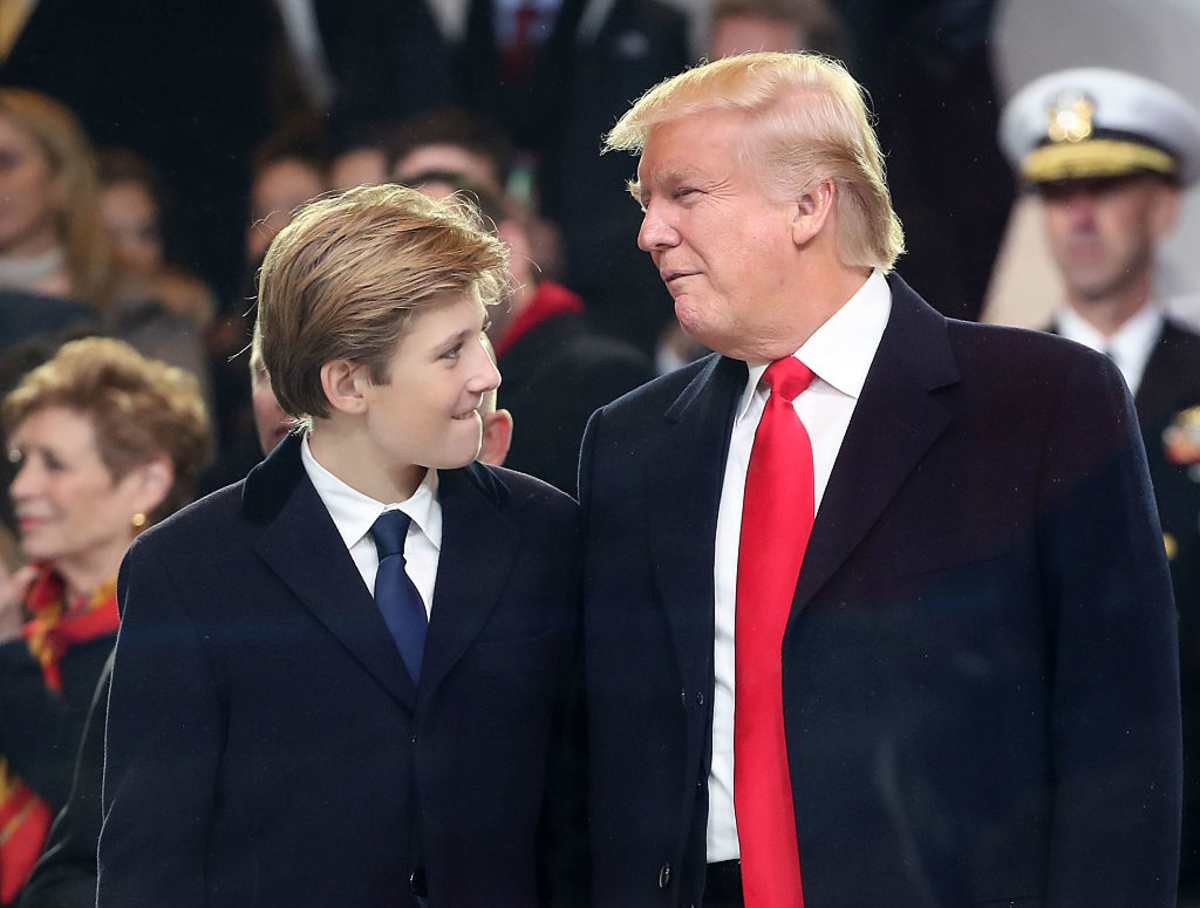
[0,567,118,904]
[493,281,584,359]
[22,568,118,692]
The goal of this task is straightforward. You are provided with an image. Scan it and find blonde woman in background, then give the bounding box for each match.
[0,337,209,905]
[0,89,113,348]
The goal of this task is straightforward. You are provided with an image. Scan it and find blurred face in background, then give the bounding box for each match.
[1041,174,1179,303]
[393,145,502,196]
[246,157,326,263]
[709,15,802,58]
[101,179,163,273]
[9,407,149,566]
[0,113,61,257]
[329,147,388,191]
[250,362,290,455]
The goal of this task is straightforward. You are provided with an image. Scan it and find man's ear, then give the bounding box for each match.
[791,178,837,248]
[478,409,514,466]
[319,359,371,416]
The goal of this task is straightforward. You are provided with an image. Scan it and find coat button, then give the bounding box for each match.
[680,687,688,707]
[695,690,705,707]
[658,862,672,889]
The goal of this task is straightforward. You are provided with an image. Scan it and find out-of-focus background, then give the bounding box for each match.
[4,1,1200,906]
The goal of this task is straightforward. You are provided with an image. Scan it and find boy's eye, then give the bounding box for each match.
[441,344,462,361]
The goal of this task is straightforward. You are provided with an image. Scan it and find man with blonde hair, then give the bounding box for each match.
[98,184,586,908]
[580,52,1179,908]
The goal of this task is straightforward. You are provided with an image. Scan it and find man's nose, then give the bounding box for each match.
[1065,192,1098,227]
[637,205,679,252]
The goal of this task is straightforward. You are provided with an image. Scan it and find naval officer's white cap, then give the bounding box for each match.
[1000,67,1200,186]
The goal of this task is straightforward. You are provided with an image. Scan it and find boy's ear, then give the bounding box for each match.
[319,359,370,415]
[479,408,513,466]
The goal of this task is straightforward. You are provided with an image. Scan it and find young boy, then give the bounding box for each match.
[98,185,585,907]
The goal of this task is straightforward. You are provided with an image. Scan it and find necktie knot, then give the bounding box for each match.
[763,357,815,403]
[370,510,412,560]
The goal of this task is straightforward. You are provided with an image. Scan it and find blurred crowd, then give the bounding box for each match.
[2,0,1200,905]
[0,0,1016,497]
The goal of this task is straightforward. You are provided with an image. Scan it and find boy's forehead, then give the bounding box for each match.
[403,289,488,333]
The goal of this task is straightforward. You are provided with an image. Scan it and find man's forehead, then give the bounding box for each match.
[635,159,704,186]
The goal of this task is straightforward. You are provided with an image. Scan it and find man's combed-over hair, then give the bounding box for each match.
[605,51,904,271]
[255,183,509,421]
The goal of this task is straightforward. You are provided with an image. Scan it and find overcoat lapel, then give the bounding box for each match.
[418,463,519,711]
[791,275,959,614]
[247,436,418,711]
[648,355,745,686]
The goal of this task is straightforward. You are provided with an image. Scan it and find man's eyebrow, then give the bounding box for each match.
[629,167,702,205]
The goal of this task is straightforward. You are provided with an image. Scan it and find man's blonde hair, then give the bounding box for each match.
[606,52,904,270]
[255,183,509,421]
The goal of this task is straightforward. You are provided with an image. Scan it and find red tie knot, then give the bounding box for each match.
[763,357,814,403]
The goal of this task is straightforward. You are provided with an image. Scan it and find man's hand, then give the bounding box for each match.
[0,562,35,645]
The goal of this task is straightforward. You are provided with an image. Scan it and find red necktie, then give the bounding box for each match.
[502,2,540,84]
[735,357,815,908]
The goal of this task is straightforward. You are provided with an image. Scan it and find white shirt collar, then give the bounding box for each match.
[300,433,442,552]
[737,268,892,422]
[1056,302,1163,393]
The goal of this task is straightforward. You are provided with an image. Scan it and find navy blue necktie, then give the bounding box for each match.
[370,511,428,683]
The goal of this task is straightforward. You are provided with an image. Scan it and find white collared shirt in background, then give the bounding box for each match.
[300,434,442,618]
[706,268,893,862]
[1056,302,1163,396]
[272,0,335,111]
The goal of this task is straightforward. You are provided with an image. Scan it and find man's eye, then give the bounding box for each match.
[441,345,462,361]
[673,188,699,201]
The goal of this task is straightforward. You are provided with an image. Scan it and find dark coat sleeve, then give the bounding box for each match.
[97,539,224,908]
[1037,352,1182,904]
[18,655,112,908]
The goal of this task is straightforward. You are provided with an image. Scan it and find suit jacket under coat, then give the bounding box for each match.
[579,274,1181,908]
[98,434,586,908]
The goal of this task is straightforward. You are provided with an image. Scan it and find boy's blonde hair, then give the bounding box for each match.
[254,184,509,421]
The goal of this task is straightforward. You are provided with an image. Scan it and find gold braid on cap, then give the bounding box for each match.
[1022,139,1177,183]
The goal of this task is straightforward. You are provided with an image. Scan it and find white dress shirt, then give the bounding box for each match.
[273,0,335,111]
[300,434,442,618]
[706,269,892,861]
[1055,302,1163,396]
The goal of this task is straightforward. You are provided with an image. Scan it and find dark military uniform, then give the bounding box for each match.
[1137,322,1200,901]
